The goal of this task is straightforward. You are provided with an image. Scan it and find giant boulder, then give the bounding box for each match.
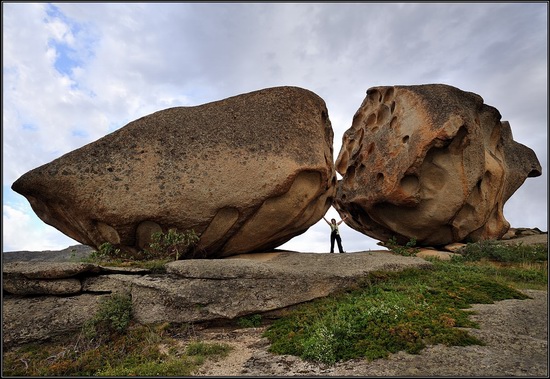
[12,86,336,258]
[334,84,541,246]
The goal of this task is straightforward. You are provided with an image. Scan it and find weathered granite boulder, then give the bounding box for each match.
[334,84,542,246]
[11,86,336,258]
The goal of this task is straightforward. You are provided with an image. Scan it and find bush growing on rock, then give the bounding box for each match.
[147,229,200,260]
[82,293,132,343]
[85,229,200,263]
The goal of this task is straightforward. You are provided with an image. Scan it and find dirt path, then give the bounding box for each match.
[192,289,548,376]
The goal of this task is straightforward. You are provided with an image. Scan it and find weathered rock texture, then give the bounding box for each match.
[11,86,336,258]
[134,252,431,324]
[3,232,543,349]
[334,84,542,246]
[2,252,432,348]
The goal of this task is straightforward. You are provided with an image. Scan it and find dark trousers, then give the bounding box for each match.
[330,231,344,253]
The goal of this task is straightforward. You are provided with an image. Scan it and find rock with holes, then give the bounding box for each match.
[334,84,541,246]
[11,86,336,258]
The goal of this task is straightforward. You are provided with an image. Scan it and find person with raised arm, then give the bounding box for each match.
[323,214,348,253]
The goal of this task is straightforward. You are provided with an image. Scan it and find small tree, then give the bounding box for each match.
[148,228,200,260]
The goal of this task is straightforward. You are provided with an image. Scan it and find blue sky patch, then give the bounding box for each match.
[71,129,89,138]
[51,42,78,77]
[22,123,38,131]
[45,4,84,78]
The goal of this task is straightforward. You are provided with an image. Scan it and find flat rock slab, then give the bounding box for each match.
[3,294,111,348]
[169,250,432,278]
[3,261,101,279]
[131,251,432,323]
[3,251,433,347]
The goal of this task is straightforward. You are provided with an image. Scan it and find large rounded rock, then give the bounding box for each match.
[334,84,541,246]
[12,86,336,258]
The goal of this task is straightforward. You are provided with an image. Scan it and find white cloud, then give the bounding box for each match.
[3,203,78,252]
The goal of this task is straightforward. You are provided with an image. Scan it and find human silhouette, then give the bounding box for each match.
[323,215,348,253]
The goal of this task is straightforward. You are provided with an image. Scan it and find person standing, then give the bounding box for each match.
[323,215,348,253]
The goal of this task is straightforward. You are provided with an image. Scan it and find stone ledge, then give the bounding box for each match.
[2,251,431,348]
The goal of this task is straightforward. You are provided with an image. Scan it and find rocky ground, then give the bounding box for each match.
[191,289,547,376]
[192,233,549,376]
[3,233,547,376]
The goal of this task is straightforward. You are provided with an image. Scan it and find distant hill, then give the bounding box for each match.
[2,244,95,263]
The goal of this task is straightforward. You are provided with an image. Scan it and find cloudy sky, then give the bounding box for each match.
[2,2,547,254]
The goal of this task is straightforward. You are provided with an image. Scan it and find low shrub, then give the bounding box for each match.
[386,237,420,256]
[4,316,231,376]
[147,228,200,260]
[459,240,547,263]
[237,314,263,328]
[82,293,133,343]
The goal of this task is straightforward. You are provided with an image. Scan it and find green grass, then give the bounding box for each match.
[3,322,232,376]
[237,314,263,328]
[458,240,547,263]
[263,241,547,365]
